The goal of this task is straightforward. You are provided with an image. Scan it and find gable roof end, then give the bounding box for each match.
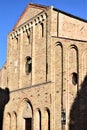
[13,3,49,29]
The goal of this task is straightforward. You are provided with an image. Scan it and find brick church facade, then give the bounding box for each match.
[0,3,87,130]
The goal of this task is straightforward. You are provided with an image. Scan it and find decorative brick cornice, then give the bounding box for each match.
[10,13,47,39]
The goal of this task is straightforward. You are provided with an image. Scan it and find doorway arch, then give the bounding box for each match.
[18,98,33,130]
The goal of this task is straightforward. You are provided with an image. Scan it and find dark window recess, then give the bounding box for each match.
[72,72,78,85]
[46,63,48,74]
[25,57,32,74]
[41,23,44,37]
[25,118,32,130]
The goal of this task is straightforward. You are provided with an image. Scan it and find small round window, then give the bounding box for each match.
[72,72,78,85]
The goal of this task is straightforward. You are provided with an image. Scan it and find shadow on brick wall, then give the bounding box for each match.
[69,75,87,130]
[0,87,10,130]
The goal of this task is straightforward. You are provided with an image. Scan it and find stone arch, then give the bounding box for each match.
[44,108,50,130]
[17,98,33,130]
[39,22,44,38]
[34,109,41,130]
[68,44,78,85]
[54,42,63,129]
[55,41,63,47]
[67,44,79,126]
[11,111,17,130]
[23,30,30,45]
[35,21,44,39]
[6,112,11,130]
[69,44,78,50]
[54,42,63,88]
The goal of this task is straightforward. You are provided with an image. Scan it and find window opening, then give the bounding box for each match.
[41,23,44,37]
[72,72,78,85]
[39,110,41,130]
[25,57,32,74]
[47,110,50,130]
[27,34,30,44]
[39,23,44,38]
[25,118,32,130]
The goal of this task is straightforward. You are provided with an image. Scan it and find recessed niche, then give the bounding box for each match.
[25,56,32,75]
[72,72,78,85]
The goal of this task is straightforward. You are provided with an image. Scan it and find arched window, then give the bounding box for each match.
[34,109,41,130]
[23,101,33,130]
[25,56,32,74]
[12,112,17,130]
[39,23,44,38]
[72,72,78,85]
[44,108,50,130]
[6,113,11,130]
[41,23,44,37]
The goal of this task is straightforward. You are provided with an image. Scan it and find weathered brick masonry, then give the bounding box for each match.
[0,2,87,130]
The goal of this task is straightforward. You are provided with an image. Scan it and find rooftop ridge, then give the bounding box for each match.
[29,2,49,9]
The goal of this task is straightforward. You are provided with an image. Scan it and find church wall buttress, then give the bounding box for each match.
[7,36,19,90]
[54,42,63,130]
[19,29,32,88]
[34,20,47,84]
[32,23,35,85]
[67,45,78,129]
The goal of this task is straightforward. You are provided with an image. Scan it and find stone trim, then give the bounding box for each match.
[10,12,47,39]
[10,81,52,93]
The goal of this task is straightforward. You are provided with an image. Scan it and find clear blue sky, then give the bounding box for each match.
[0,0,86,69]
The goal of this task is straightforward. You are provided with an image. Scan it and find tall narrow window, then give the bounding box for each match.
[35,110,41,130]
[44,109,50,130]
[6,113,11,130]
[41,23,44,37]
[47,109,50,130]
[12,112,17,130]
[25,56,32,74]
[39,23,44,38]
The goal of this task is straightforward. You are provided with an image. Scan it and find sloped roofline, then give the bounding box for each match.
[53,8,87,22]
[13,3,49,29]
[13,3,87,30]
